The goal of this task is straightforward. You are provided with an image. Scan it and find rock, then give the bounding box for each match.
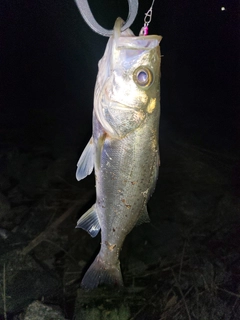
[0,228,11,240]
[74,289,131,320]
[0,250,62,313]
[75,305,131,320]
[24,301,66,320]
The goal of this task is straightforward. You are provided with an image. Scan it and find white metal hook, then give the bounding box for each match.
[74,0,139,37]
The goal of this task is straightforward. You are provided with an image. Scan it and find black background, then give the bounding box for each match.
[0,0,239,155]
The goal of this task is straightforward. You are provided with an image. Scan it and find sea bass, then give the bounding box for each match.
[76,18,162,289]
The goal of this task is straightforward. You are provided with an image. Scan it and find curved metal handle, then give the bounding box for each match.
[74,0,139,37]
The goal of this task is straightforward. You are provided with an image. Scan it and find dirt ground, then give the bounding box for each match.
[0,122,239,320]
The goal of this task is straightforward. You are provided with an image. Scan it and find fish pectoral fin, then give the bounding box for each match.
[76,137,94,181]
[136,206,150,226]
[75,204,100,237]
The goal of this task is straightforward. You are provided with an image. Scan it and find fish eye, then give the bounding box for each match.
[133,67,153,88]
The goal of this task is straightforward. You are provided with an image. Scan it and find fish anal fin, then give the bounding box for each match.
[136,206,150,226]
[76,205,100,237]
[76,137,94,181]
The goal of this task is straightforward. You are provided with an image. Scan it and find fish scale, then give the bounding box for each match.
[76,17,162,289]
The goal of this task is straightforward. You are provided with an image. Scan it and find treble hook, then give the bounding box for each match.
[74,0,139,37]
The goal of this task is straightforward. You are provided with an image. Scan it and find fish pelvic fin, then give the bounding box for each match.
[76,204,100,237]
[81,255,123,290]
[76,137,94,181]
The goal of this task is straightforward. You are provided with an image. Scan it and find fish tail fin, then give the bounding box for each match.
[81,255,123,290]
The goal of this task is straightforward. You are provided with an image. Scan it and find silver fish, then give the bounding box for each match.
[76,18,162,289]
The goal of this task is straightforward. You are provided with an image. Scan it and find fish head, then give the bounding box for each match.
[94,18,162,138]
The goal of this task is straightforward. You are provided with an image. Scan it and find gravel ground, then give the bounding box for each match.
[0,124,239,320]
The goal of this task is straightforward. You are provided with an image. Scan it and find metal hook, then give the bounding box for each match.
[74,0,139,37]
[139,0,156,36]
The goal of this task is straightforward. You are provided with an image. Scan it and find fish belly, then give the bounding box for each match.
[97,110,159,253]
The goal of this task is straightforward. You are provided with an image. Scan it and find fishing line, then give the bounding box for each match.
[140,0,156,35]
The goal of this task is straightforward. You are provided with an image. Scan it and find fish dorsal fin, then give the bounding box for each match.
[76,204,100,237]
[136,206,150,226]
[76,137,94,181]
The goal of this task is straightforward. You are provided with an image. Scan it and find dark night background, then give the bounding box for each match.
[1,0,239,154]
[0,0,240,319]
